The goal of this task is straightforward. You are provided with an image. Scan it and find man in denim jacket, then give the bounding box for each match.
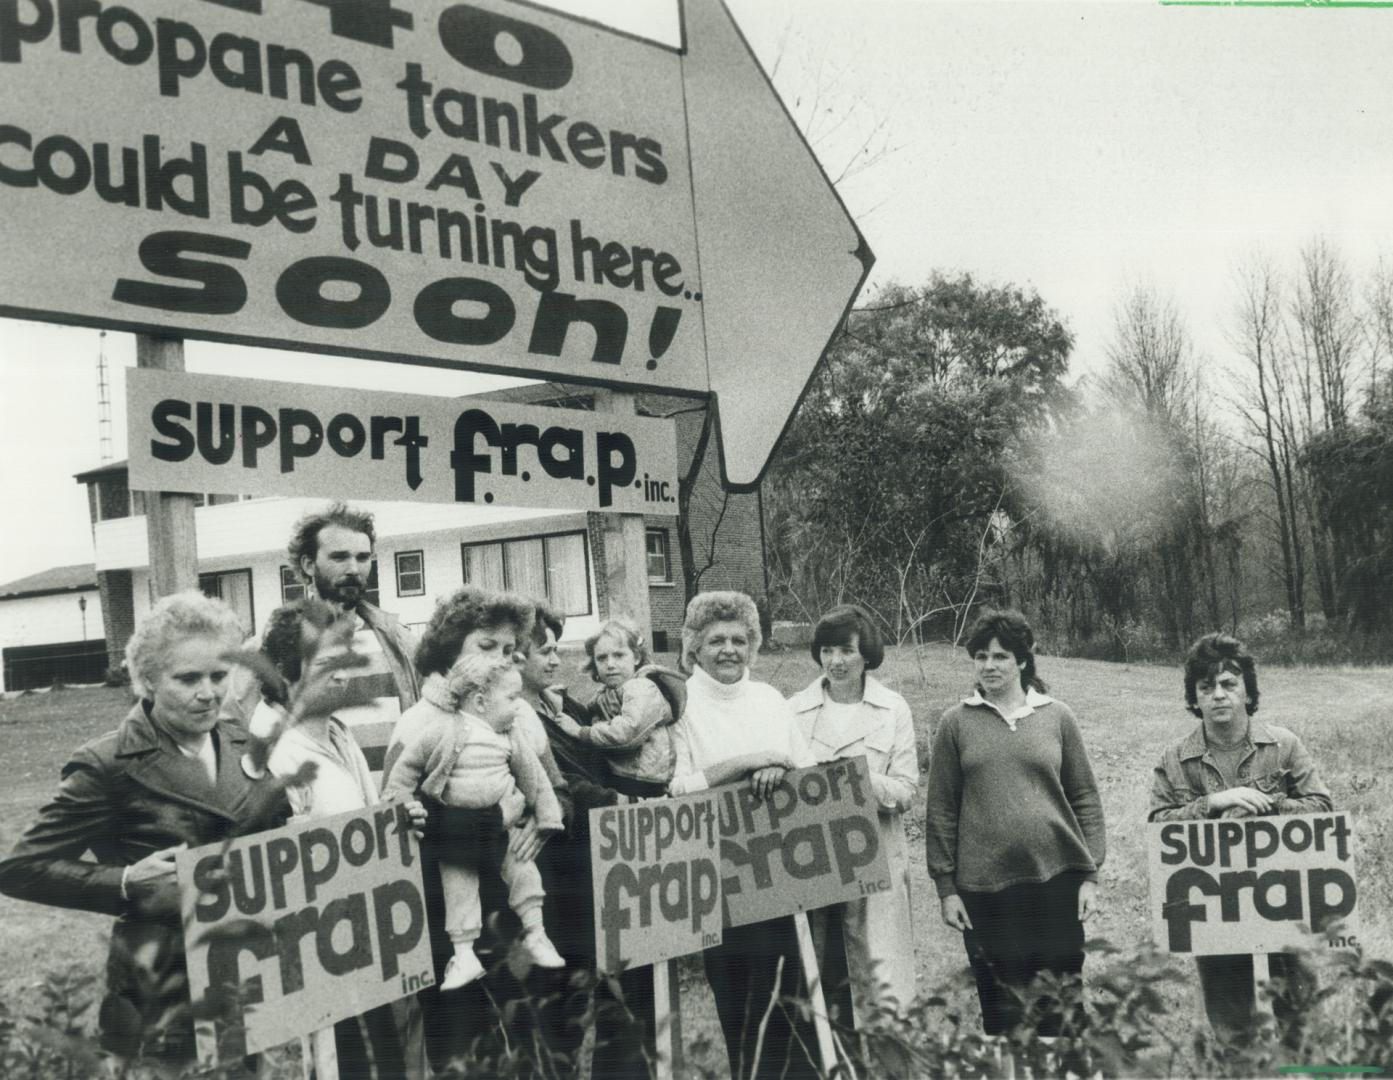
[1149,632,1332,1045]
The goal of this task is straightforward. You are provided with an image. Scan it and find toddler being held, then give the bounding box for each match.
[553,619,686,799]
[382,653,565,989]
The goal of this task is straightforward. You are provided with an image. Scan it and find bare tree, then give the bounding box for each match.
[1365,253,1393,405]
[1229,254,1306,627]
[1289,238,1367,618]
[1101,284,1208,645]
[1102,284,1198,425]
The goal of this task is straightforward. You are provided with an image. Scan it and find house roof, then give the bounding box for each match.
[0,563,99,600]
[74,459,128,483]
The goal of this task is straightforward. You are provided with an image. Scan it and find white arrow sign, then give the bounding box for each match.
[682,0,872,487]
[0,0,870,489]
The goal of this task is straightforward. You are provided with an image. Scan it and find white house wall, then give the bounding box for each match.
[95,497,585,572]
[0,590,102,649]
[124,503,602,643]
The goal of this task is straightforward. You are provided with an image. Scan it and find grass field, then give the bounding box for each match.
[1,645,1388,1076]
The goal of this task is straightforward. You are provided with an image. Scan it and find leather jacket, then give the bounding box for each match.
[0,703,289,1060]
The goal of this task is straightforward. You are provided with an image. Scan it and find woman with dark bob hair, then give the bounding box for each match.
[0,591,290,1069]
[386,587,569,1071]
[924,608,1106,1036]
[669,591,819,1079]
[787,604,918,1025]
[1150,632,1331,1044]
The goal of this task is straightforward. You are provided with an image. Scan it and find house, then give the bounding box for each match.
[0,564,104,691]
[0,386,767,691]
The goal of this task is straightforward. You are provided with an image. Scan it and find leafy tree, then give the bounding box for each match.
[1300,393,1393,633]
[765,273,1075,638]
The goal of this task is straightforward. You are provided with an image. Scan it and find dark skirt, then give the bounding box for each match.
[958,871,1087,1036]
[332,1003,407,1079]
[703,916,820,1079]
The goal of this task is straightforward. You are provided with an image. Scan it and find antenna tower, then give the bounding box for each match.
[96,330,113,463]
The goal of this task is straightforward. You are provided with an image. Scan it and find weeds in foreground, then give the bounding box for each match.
[5,938,1391,1078]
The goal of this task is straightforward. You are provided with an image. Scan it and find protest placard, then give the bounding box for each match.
[591,789,721,972]
[176,801,432,1065]
[1149,811,1358,956]
[127,368,680,514]
[718,756,891,929]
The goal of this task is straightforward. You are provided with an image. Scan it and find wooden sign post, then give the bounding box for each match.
[134,335,197,598]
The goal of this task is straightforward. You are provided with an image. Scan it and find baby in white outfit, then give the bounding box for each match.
[382,654,565,988]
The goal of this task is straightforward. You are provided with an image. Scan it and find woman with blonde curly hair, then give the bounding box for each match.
[0,591,289,1069]
[669,591,818,1079]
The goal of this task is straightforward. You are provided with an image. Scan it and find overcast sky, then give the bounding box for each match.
[4,0,1392,583]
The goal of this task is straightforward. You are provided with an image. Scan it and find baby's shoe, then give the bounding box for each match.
[440,947,485,990]
[521,928,565,969]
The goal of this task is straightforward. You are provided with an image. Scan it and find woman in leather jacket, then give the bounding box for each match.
[0,590,290,1068]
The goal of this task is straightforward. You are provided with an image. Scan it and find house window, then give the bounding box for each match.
[646,528,672,584]
[280,566,305,604]
[462,531,591,617]
[279,563,379,605]
[364,560,381,607]
[199,568,255,634]
[395,551,426,597]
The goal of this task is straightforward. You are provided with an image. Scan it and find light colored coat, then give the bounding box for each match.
[382,678,564,832]
[788,675,920,1020]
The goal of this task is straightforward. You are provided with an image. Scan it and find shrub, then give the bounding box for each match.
[102,666,130,688]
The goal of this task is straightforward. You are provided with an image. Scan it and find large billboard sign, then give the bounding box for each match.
[0,0,871,488]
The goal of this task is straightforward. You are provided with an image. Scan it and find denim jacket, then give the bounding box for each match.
[1148,718,1332,821]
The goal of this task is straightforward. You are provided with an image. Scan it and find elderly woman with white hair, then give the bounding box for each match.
[669,591,819,1080]
[0,591,290,1069]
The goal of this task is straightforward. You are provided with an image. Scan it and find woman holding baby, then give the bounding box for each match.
[385,587,571,1070]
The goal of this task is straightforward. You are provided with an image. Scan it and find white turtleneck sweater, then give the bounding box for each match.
[668,665,816,795]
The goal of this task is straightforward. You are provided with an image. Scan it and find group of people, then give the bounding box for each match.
[0,499,1335,1078]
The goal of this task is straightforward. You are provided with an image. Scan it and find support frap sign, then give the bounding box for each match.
[720,757,889,927]
[589,759,890,970]
[176,802,432,1065]
[591,791,722,972]
[1148,812,1359,956]
[0,0,871,489]
[127,368,680,513]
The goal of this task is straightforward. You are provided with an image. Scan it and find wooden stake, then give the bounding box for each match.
[301,1026,338,1080]
[1253,951,1272,1017]
[135,334,198,597]
[792,911,837,1075]
[653,961,675,1080]
[666,959,684,1076]
[592,390,654,646]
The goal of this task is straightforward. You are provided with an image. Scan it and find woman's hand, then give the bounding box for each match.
[749,765,788,801]
[125,845,185,916]
[1077,879,1099,922]
[1209,787,1274,815]
[940,894,973,932]
[405,799,427,839]
[701,751,795,789]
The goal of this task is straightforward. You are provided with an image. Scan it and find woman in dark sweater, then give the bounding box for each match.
[924,609,1106,1036]
[522,603,656,1079]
